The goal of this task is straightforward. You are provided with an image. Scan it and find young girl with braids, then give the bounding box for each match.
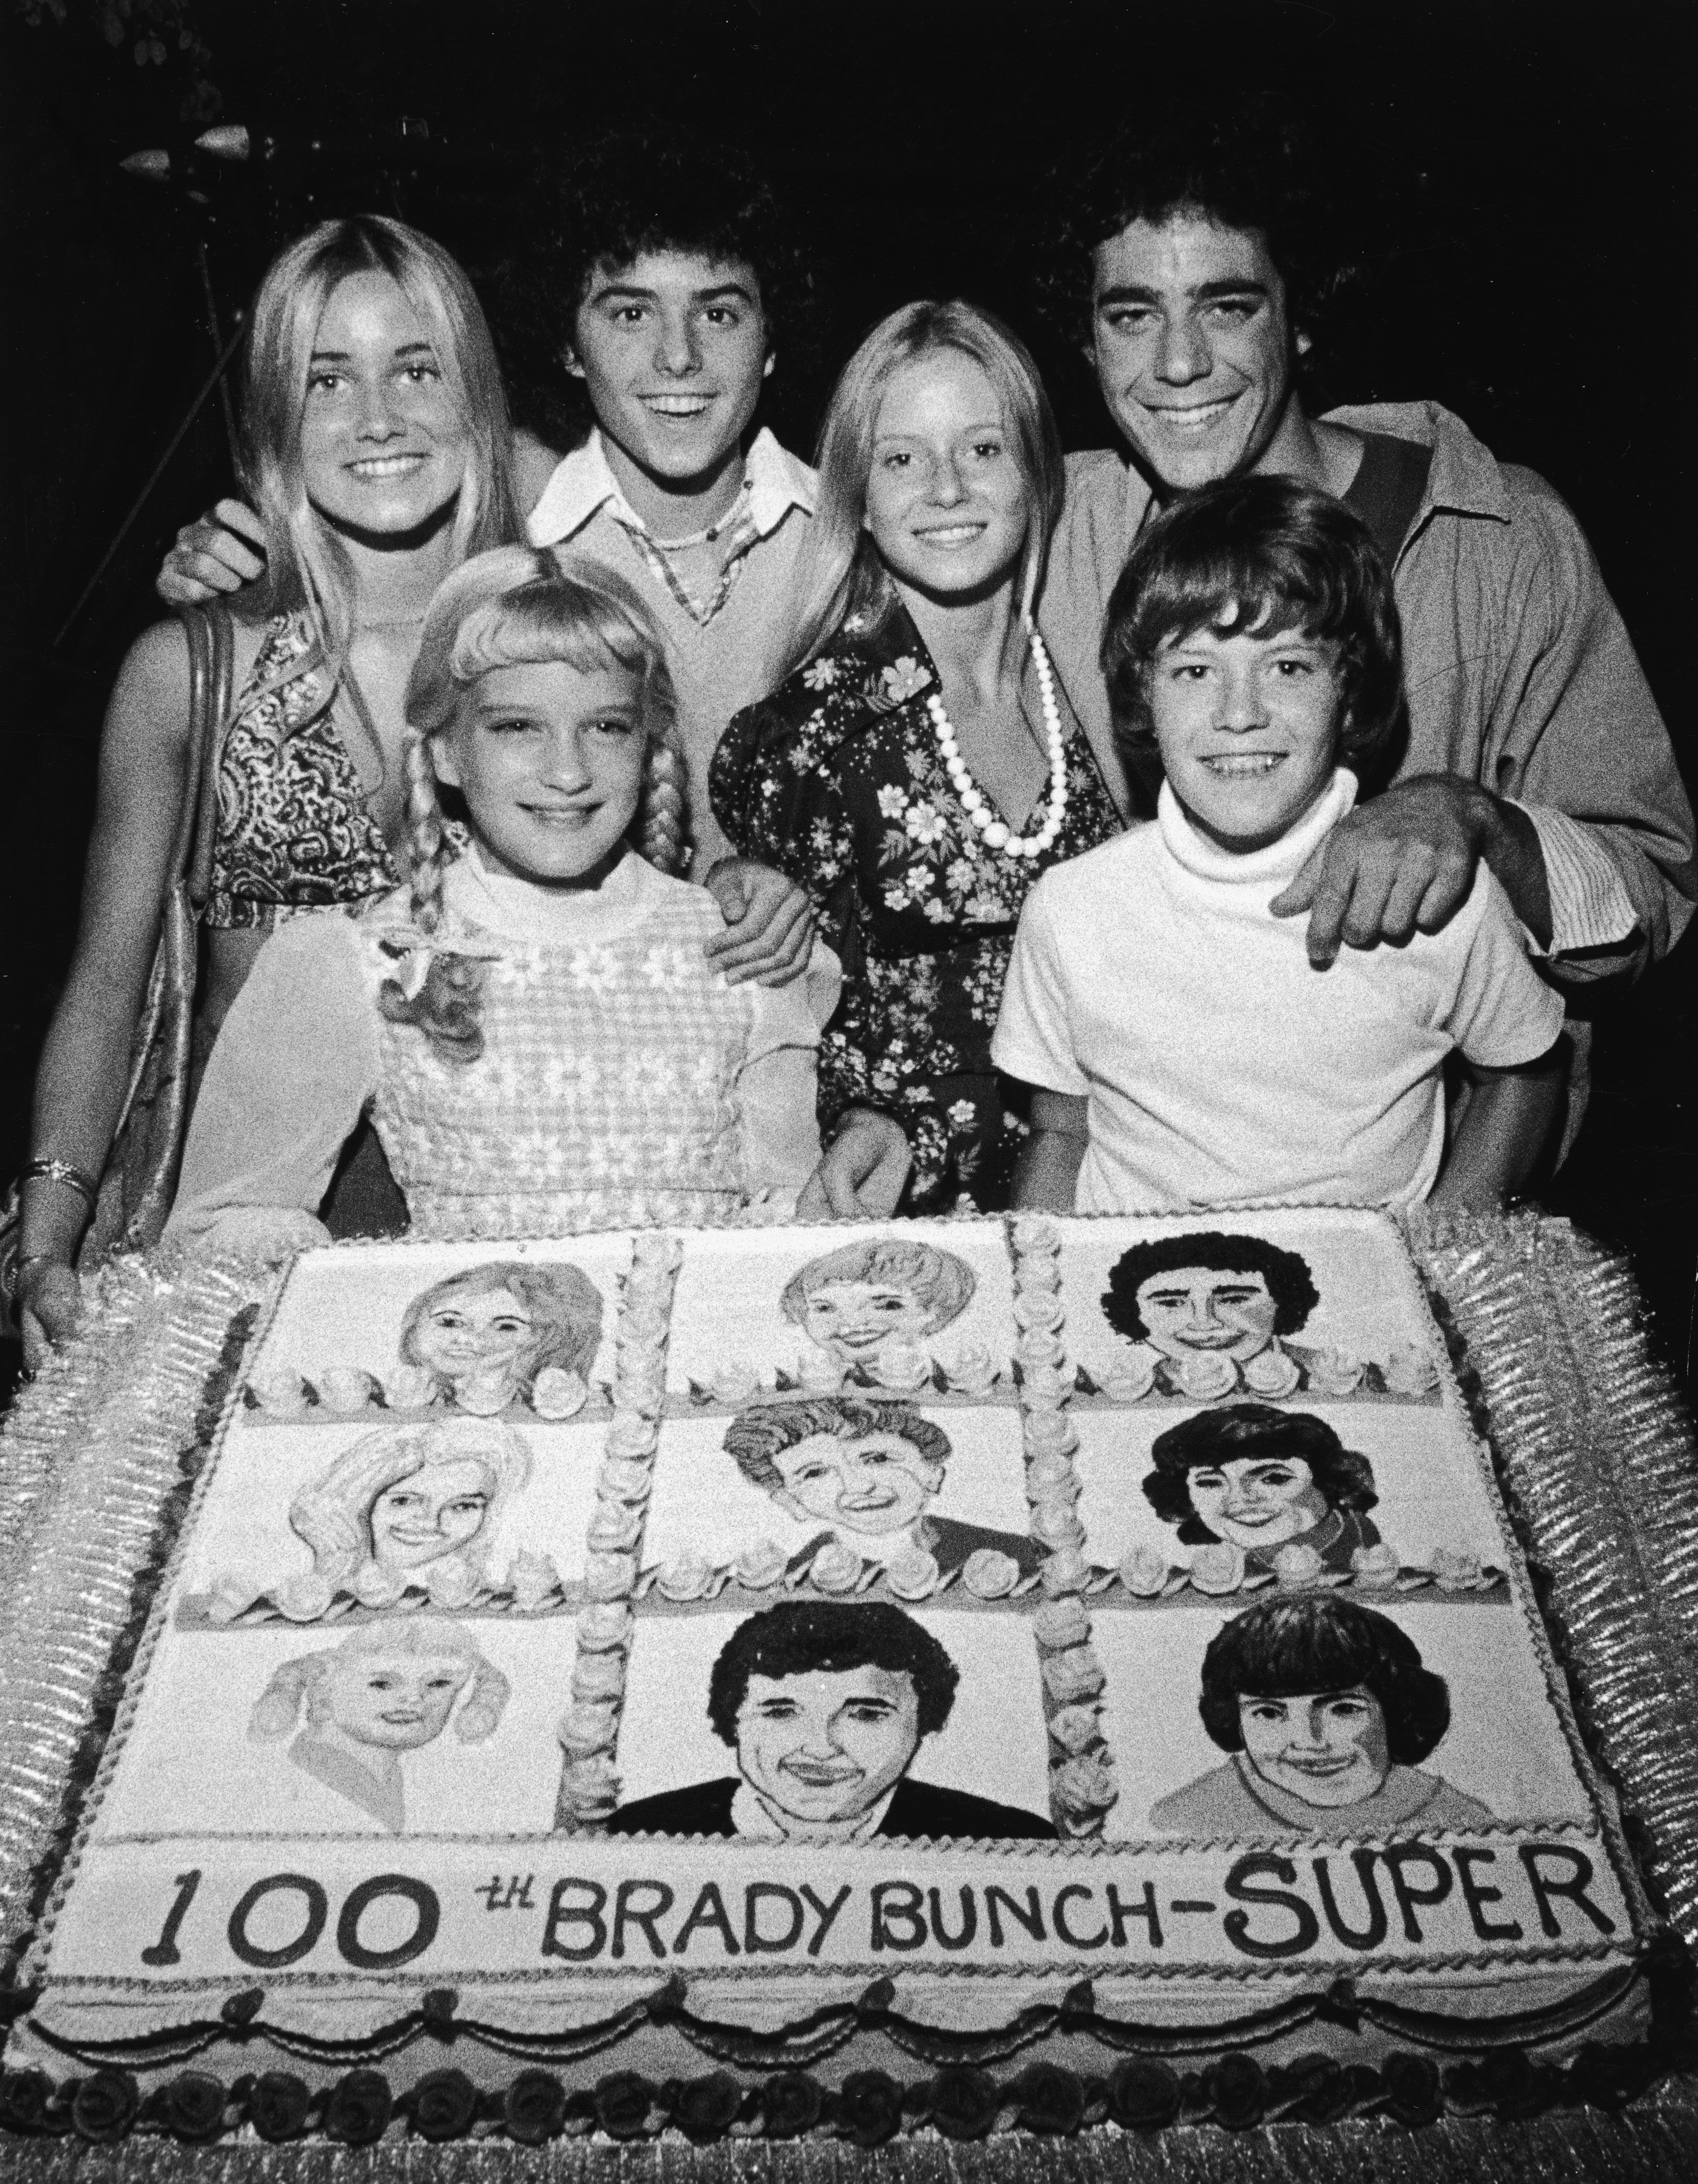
[168,550,884,1246]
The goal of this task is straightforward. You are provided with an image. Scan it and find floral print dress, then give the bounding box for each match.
[710,599,1121,1205]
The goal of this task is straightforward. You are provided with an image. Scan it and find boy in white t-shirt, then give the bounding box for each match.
[993,477,1565,1214]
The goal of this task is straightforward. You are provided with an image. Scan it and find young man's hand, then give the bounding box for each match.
[1271,775,1552,965]
[797,1110,912,1219]
[702,858,814,986]
[155,498,267,606]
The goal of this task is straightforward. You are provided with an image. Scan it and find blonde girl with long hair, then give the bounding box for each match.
[18,218,803,1363]
[710,301,1121,1211]
[166,549,851,1246]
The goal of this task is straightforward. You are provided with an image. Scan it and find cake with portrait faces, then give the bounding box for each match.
[1,1208,1680,2150]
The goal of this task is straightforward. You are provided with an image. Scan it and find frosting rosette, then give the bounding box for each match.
[1173,1351,1239,1402]
[1038,1546,1090,1597]
[707,1359,760,1404]
[942,1346,999,1396]
[1041,1645,1105,1703]
[1098,1346,1158,1402]
[452,1367,514,1417]
[248,1367,311,1416]
[1188,1542,1248,1594]
[1053,1753,1118,1814]
[1119,1545,1171,1597]
[507,1550,562,1610]
[1306,1346,1365,1396]
[1031,1500,1086,1551]
[1019,1361,1071,1408]
[656,1555,715,1603]
[1025,1451,1080,1500]
[587,1503,642,1552]
[1016,1326,1067,1369]
[316,1366,383,1416]
[604,1413,660,1458]
[273,1570,335,1623]
[797,1347,845,1394]
[807,1541,864,1594]
[1021,1409,1078,1457]
[530,1366,589,1419]
[385,1363,436,1411]
[1351,1541,1401,1587]
[871,1339,932,1392]
[1012,1287,1065,1331]
[576,1602,633,1651]
[571,1649,627,1701]
[559,1753,620,1820]
[1010,1215,1061,1256]
[424,1558,480,1611]
[1429,1546,1485,1590]
[596,1457,655,1504]
[734,1538,789,1591]
[584,1551,639,1601]
[1048,1703,1101,1754]
[1242,1345,1302,1399]
[350,1560,407,1611]
[556,1700,619,1757]
[1382,1340,1439,1396]
[205,1571,263,1624]
[961,1548,1021,1600]
[885,1548,942,1601]
[1033,1594,1091,1649]
[1271,1541,1326,1586]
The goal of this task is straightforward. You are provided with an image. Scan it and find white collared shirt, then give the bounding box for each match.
[527,426,816,557]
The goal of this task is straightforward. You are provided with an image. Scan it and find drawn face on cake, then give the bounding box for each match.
[1134,1267,1280,1361]
[1185,1456,1328,1550]
[412,1287,534,1388]
[801,1281,935,1363]
[769,1429,944,1537]
[1237,1685,1391,1807]
[736,1665,922,1827]
[369,1458,495,1569]
[320,1647,472,1751]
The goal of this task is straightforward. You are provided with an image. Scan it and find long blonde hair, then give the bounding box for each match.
[241,214,523,687]
[783,299,1065,676]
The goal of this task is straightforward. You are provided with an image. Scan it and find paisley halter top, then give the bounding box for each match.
[204,613,398,930]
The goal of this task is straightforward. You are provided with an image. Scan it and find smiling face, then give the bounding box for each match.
[432,659,647,888]
[1090,214,1301,492]
[298,270,471,537]
[1186,1457,1328,1549]
[1134,1267,1280,1360]
[1147,624,1345,851]
[568,249,771,494]
[415,1286,533,1385]
[368,1458,494,1570]
[322,1649,471,1750]
[736,1664,922,1827]
[1237,1685,1392,1807]
[802,1281,934,1361]
[863,350,1030,602]
[771,1430,944,1537]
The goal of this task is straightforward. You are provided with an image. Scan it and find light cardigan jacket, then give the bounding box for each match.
[1037,401,1696,983]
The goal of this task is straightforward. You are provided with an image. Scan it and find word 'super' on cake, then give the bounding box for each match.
[3,1207,1685,2147]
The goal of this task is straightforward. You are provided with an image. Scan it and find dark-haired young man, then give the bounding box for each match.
[603,1600,1054,1841]
[1036,111,1694,1013]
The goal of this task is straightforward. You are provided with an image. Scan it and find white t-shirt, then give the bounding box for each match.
[990,770,1565,1213]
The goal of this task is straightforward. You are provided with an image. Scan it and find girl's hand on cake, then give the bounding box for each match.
[798,1110,912,1219]
[19,1259,83,1371]
[700,858,814,986]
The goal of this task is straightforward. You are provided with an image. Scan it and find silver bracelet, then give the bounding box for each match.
[18,1158,100,1212]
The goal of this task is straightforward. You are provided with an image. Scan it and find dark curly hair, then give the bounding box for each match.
[706,1601,958,1747]
[1102,1230,1320,1344]
[1142,1404,1377,1542]
[492,129,818,446]
[1100,477,1408,780]
[1198,1597,1450,1765]
[1034,100,1350,351]
[723,1397,952,1496]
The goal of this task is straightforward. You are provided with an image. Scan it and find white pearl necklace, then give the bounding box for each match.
[925,627,1069,859]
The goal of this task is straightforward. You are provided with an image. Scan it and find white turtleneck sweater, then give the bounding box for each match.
[991,770,1564,1214]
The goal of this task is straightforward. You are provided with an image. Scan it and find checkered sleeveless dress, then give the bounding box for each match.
[368,886,756,1239]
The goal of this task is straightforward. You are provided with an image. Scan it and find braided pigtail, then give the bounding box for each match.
[636,733,689,876]
[375,730,487,1064]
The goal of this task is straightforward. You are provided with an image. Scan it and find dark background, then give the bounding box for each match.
[2,0,1692,1389]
